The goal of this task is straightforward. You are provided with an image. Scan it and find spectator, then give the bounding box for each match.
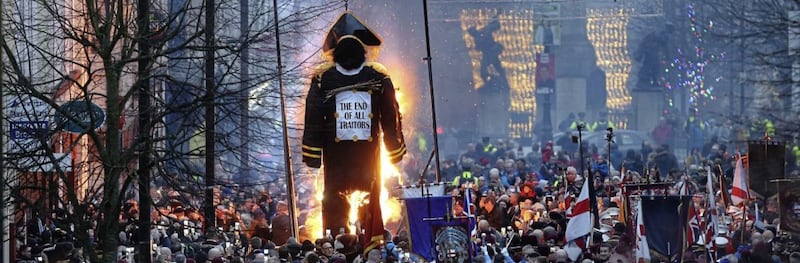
[652,144,679,179]
[684,111,706,153]
[479,195,507,229]
[652,117,674,147]
[558,113,576,133]
[272,201,292,246]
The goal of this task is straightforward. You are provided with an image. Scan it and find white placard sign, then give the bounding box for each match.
[335,91,372,141]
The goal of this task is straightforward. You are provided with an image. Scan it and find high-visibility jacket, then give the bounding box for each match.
[589,120,615,132]
[452,171,480,188]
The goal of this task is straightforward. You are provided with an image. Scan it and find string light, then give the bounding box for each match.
[587,7,633,129]
[661,2,720,112]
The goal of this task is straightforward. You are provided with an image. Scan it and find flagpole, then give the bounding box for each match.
[717,164,730,209]
[777,181,781,232]
[421,0,442,183]
[272,0,299,238]
[605,127,613,171]
[586,161,599,229]
[740,201,746,245]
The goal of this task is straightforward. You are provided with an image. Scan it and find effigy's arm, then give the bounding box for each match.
[302,76,325,168]
[379,76,406,164]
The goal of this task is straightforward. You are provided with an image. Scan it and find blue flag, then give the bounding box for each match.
[641,196,691,260]
[405,196,474,262]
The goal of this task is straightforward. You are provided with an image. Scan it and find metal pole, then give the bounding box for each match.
[421,0,442,183]
[606,128,613,169]
[136,0,153,260]
[0,0,6,258]
[578,124,599,228]
[578,124,585,178]
[272,0,298,238]
[203,0,217,232]
[239,0,250,186]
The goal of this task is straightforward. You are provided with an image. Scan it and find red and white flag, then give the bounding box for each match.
[686,205,701,246]
[565,178,592,242]
[731,155,750,206]
[635,198,651,262]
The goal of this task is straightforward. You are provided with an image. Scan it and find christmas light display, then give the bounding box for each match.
[587,7,633,128]
[662,2,721,112]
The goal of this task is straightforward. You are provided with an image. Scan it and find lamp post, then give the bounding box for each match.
[136,0,153,260]
[238,0,250,186]
[535,51,555,143]
[203,0,217,233]
[536,85,553,143]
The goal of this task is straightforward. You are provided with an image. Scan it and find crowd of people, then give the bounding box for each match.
[14,111,800,263]
[426,112,800,263]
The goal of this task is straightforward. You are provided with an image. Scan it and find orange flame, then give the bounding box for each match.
[301,170,325,241]
[346,190,370,234]
[380,144,404,231]
[302,143,406,241]
[341,144,405,236]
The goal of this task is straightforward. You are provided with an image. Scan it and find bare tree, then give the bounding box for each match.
[1,0,337,261]
[697,0,799,141]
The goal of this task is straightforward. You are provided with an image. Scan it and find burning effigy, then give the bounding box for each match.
[301,11,407,254]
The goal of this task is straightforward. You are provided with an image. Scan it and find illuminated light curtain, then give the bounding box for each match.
[587,7,633,129]
[461,9,542,139]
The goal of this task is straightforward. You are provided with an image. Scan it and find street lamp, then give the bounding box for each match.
[535,51,555,143]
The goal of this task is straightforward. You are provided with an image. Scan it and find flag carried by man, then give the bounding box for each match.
[634,198,651,262]
[565,178,592,261]
[732,155,750,206]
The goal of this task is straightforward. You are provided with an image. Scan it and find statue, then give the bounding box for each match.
[468,17,508,94]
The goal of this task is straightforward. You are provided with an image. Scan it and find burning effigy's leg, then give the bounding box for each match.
[322,189,349,236]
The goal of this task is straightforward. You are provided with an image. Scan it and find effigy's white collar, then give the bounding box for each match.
[335,63,364,76]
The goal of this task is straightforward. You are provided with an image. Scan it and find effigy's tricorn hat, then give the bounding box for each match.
[323,12,382,51]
